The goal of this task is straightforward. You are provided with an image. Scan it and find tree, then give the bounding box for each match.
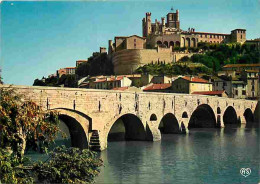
[33,146,102,184]
[179,56,190,62]
[0,87,60,158]
[33,79,46,86]
[0,87,103,184]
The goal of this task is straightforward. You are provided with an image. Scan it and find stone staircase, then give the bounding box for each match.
[89,130,101,152]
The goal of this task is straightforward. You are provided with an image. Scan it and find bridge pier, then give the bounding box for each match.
[181,118,189,134]
[146,121,161,141]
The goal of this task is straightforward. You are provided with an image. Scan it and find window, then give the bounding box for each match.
[235,90,238,96]
[216,82,218,87]
[252,85,255,91]
[241,35,243,39]
[242,90,246,95]
[210,35,212,38]
[134,39,136,42]
[134,43,136,48]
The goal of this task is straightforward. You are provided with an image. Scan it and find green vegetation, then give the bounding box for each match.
[136,43,259,75]
[33,75,78,88]
[135,62,211,76]
[190,43,259,72]
[0,88,102,183]
[76,53,114,79]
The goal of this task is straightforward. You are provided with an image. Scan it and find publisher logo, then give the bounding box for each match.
[240,168,251,177]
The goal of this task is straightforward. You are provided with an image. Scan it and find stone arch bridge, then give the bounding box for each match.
[1,85,258,151]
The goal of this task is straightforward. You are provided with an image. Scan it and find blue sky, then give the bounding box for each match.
[1,0,259,85]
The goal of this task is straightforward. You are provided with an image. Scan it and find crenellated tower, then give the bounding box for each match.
[142,12,152,37]
[166,9,180,29]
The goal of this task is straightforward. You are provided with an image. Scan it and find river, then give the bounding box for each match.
[95,128,259,184]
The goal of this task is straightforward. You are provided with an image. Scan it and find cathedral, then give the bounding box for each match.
[108,9,247,75]
[142,9,246,49]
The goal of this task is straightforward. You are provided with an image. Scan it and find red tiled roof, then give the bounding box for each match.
[144,83,172,91]
[112,87,129,91]
[193,31,230,35]
[65,67,76,69]
[223,64,260,68]
[192,91,225,95]
[182,76,209,83]
[94,76,124,83]
[77,60,88,62]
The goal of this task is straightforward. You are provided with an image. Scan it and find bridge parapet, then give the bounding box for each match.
[0,85,258,150]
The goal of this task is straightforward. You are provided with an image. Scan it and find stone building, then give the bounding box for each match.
[76,60,88,67]
[242,70,259,99]
[231,80,247,99]
[172,76,212,94]
[108,9,246,75]
[222,64,260,72]
[57,67,76,78]
[92,76,132,90]
[143,83,172,93]
[142,9,246,49]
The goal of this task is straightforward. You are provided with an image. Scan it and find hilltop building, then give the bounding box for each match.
[76,60,88,67]
[142,9,246,48]
[108,9,247,75]
[57,67,76,78]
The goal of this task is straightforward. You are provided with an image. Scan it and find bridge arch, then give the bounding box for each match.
[244,108,254,128]
[150,114,157,121]
[54,108,91,149]
[188,104,216,128]
[223,106,240,127]
[159,113,180,134]
[182,111,189,118]
[107,113,146,141]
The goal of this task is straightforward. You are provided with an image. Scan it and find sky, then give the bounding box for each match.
[1,0,259,85]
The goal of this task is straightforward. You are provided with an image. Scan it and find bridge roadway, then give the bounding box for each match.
[1,85,258,151]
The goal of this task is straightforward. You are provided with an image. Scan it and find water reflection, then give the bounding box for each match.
[96,128,259,184]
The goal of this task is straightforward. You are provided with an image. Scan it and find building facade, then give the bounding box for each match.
[142,10,246,49]
[57,67,76,78]
[108,9,247,75]
[172,76,212,94]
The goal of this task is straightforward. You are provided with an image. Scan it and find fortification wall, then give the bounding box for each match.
[112,49,195,74]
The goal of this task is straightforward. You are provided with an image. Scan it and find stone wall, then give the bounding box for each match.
[112,48,193,74]
[1,85,257,151]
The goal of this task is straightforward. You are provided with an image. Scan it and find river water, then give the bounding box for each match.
[95,128,259,184]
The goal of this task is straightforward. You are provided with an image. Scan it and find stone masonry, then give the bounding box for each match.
[1,85,257,151]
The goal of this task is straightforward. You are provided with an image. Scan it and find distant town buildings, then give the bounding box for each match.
[57,67,76,78]
[41,8,259,100]
[172,76,212,94]
[222,64,260,72]
[76,60,88,67]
